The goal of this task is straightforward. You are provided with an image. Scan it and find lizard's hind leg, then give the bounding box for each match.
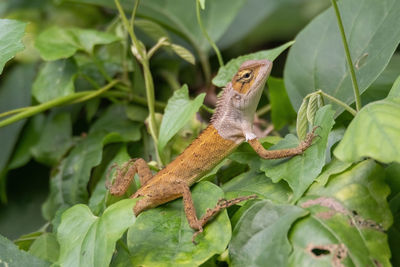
[108,158,153,196]
[175,181,257,244]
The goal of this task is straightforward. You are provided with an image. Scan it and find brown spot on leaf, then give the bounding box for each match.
[301,197,349,215]
[302,197,384,231]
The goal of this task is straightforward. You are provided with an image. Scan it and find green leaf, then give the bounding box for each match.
[124,104,148,122]
[0,64,34,201]
[292,160,392,267]
[334,77,400,164]
[296,98,308,141]
[88,144,131,215]
[260,105,335,200]
[284,0,400,114]
[127,181,231,266]
[42,105,141,219]
[35,26,119,61]
[57,199,136,267]
[135,19,170,41]
[32,59,78,103]
[212,41,294,87]
[0,19,26,74]
[158,85,205,155]
[229,200,307,267]
[222,170,292,203]
[31,112,73,166]
[0,234,50,267]
[313,157,352,187]
[267,77,296,130]
[29,233,60,263]
[8,115,45,170]
[389,73,400,98]
[170,44,195,65]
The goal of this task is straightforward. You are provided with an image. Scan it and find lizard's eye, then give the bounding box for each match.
[239,70,253,81]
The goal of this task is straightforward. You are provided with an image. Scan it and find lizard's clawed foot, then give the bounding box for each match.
[192,228,203,245]
[300,125,321,151]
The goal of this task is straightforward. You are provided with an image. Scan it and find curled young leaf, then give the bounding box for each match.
[296,98,308,140]
[170,44,196,65]
[306,93,319,125]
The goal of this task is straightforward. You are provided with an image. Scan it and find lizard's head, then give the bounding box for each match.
[230,59,272,111]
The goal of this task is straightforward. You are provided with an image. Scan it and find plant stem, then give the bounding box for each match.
[331,0,361,111]
[195,0,224,68]
[147,37,168,59]
[256,104,271,117]
[316,90,357,116]
[0,81,118,128]
[0,107,31,119]
[201,104,214,114]
[115,0,161,164]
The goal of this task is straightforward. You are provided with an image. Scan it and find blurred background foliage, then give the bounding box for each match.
[0,0,329,240]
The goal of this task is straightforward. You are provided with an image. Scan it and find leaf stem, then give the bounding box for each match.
[0,81,118,128]
[195,0,224,68]
[331,0,361,111]
[316,90,357,116]
[256,104,271,117]
[115,0,159,146]
[0,107,31,119]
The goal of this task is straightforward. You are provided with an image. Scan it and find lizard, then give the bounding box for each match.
[108,59,318,242]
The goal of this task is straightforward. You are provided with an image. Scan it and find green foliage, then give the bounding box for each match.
[0,234,50,267]
[158,85,205,157]
[35,26,119,61]
[267,77,296,130]
[284,0,400,114]
[334,76,400,164]
[127,182,231,266]
[57,199,136,267]
[212,41,294,87]
[0,0,399,266]
[0,19,26,74]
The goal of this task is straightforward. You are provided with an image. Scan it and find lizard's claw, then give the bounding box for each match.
[192,227,203,245]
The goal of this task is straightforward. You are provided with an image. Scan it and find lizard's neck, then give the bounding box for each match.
[211,83,262,144]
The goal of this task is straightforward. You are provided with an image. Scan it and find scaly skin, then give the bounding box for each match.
[109,59,318,242]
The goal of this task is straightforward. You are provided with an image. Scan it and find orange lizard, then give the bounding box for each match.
[108,59,318,242]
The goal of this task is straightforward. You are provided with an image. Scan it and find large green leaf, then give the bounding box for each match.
[0,234,50,267]
[57,199,136,267]
[212,41,294,87]
[0,19,26,74]
[31,112,73,166]
[291,160,392,267]
[158,85,205,155]
[32,59,78,103]
[284,0,400,113]
[222,170,292,204]
[260,105,335,200]
[229,200,307,267]
[42,105,141,219]
[35,26,119,61]
[334,75,400,164]
[127,181,231,267]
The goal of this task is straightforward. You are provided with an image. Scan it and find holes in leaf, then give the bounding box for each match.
[311,248,330,256]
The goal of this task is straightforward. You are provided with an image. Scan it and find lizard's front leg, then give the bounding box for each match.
[108,158,153,196]
[247,126,319,159]
[175,181,257,244]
